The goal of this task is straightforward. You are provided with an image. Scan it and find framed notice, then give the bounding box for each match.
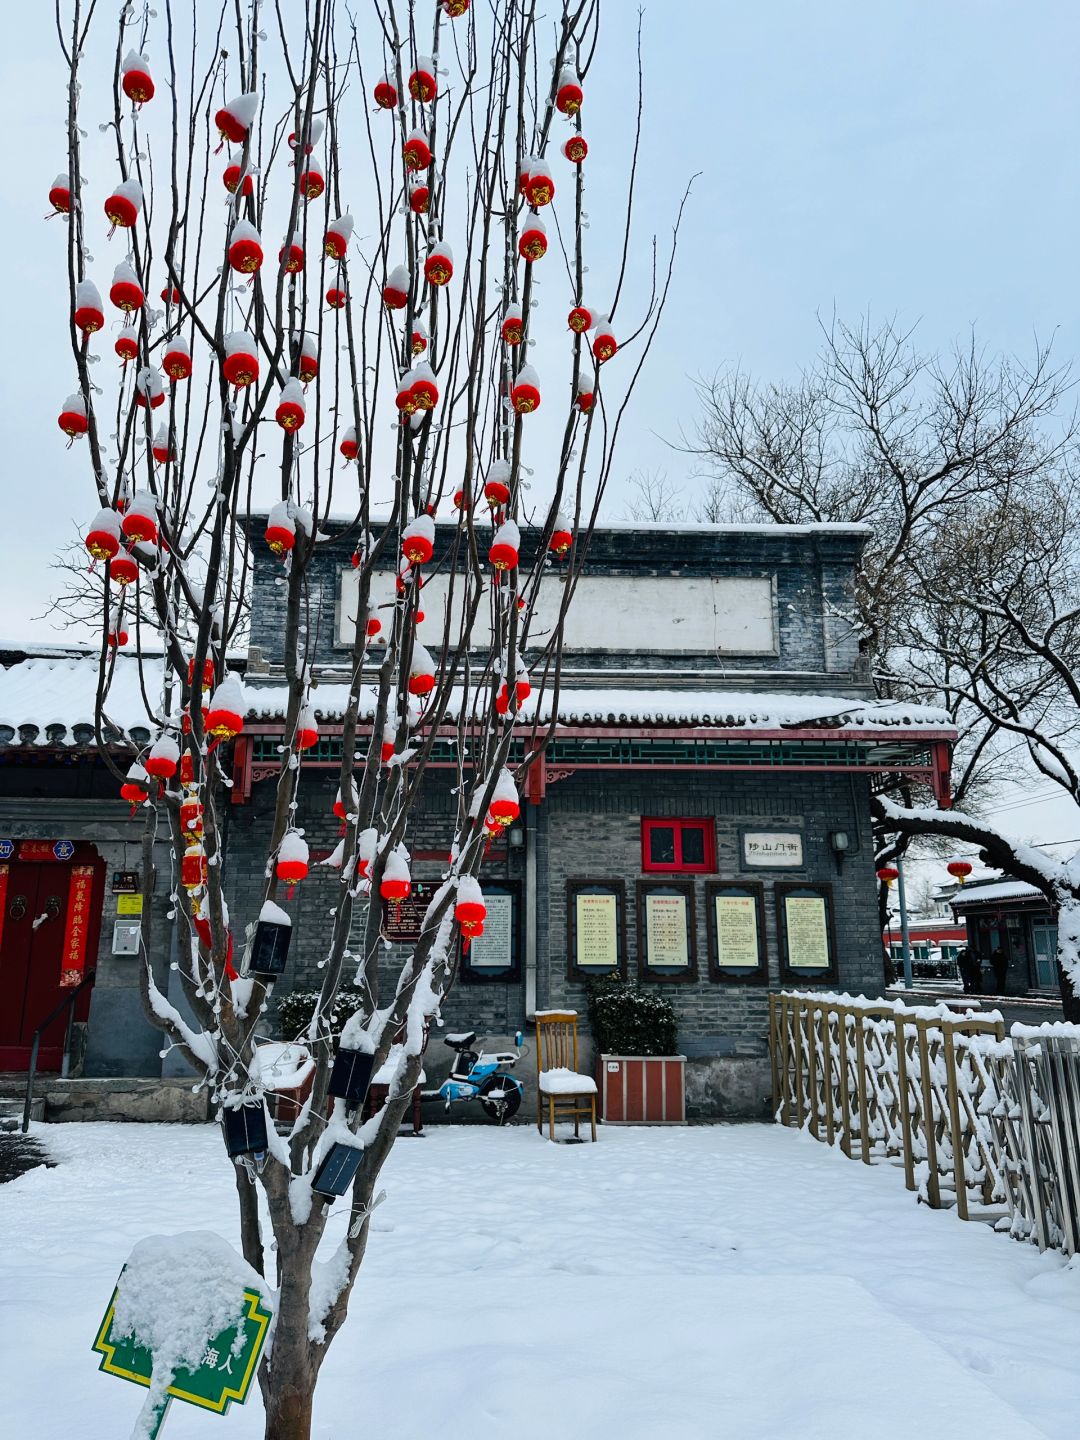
[461,882,520,983]
[706,882,767,984]
[636,881,696,982]
[567,879,626,979]
[776,883,837,983]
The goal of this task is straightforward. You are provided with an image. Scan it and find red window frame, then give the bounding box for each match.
[641,818,716,875]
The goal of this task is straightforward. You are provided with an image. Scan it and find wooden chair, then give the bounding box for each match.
[535,1010,597,1142]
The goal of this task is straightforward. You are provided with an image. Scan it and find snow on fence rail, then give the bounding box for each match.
[768,991,1080,1257]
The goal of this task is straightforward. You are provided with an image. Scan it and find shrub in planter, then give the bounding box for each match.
[585,976,677,1057]
[275,988,360,1043]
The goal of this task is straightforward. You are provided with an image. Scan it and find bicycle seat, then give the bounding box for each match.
[444,1031,477,1050]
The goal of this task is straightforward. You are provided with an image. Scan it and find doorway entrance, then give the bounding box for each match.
[1032,922,1059,990]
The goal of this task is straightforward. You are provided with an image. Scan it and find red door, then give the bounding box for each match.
[0,862,79,1070]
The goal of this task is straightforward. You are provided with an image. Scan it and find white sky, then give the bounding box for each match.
[4,1,1079,851]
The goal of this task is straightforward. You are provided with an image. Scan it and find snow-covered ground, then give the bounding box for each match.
[3,1122,1079,1438]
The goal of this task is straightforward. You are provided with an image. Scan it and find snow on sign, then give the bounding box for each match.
[92,1232,271,1437]
[339,569,777,654]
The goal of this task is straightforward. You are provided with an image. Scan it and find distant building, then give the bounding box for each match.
[950,878,1059,992]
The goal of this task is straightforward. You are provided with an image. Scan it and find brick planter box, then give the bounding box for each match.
[598,1055,686,1124]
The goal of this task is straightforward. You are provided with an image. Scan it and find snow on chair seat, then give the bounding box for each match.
[534,1010,597,1142]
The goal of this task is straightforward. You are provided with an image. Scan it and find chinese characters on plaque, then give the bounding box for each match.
[742,831,803,868]
[469,891,514,969]
[574,891,619,968]
[784,894,831,969]
[60,865,96,986]
[714,893,759,971]
[644,891,690,968]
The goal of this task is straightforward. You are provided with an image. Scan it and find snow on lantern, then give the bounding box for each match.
[121,51,155,104]
[592,315,617,363]
[120,762,150,814]
[550,513,573,555]
[279,231,305,273]
[107,612,128,648]
[265,500,296,556]
[325,212,354,259]
[275,379,306,431]
[333,787,348,823]
[49,173,71,214]
[58,392,88,439]
[205,674,247,741]
[276,832,310,894]
[296,332,319,384]
[402,513,435,565]
[455,876,486,944]
[151,425,176,465]
[518,215,547,262]
[876,865,899,888]
[524,158,554,207]
[85,507,122,561]
[496,668,531,715]
[501,303,524,345]
[562,134,588,163]
[489,769,520,827]
[374,76,397,109]
[228,218,263,273]
[410,362,439,411]
[383,264,411,310]
[947,860,973,885]
[380,724,396,765]
[358,829,379,881]
[511,364,541,414]
[121,491,159,545]
[339,426,359,463]
[411,318,429,356]
[109,554,139,587]
[104,177,142,232]
[403,128,432,171]
[181,843,207,893]
[222,164,253,196]
[484,459,512,508]
[73,280,105,334]
[425,241,454,287]
[408,180,430,215]
[396,372,419,416]
[409,56,438,103]
[214,91,259,147]
[299,156,325,200]
[145,734,180,784]
[288,119,324,154]
[161,284,181,306]
[326,285,348,309]
[295,704,319,751]
[380,849,411,908]
[222,331,259,388]
[489,519,520,572]
[134,366,165,408]
[555,65,583,115]
[408,643,437,696]
[366,613,383,641]
[576,363,595,412]
[115,332,139,363]
[163,334,192,382]
[568,303,593,334]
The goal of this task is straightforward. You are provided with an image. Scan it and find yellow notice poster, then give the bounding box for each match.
[575,892,618,967]
[785,895,830,969]
[645,892,689,967]
[116,894,143,916]
[715,895,759,970]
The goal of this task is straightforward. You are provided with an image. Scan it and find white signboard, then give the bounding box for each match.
[742,832,804,868]
[468,892,514,969]
[339,569,775,655]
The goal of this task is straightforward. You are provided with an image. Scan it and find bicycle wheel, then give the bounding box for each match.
[478,1073,522,1124]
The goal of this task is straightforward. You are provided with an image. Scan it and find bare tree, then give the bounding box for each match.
[53,3,687,1435]
[621,466,689,522]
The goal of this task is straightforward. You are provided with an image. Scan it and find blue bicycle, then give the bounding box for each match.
[422,1030,525,1124]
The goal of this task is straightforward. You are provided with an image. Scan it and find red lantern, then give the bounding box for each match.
[205,676,246,741]
[288,119,324,154]
[299,158,325,200]
[275,379,306,431]
[276,833,310,891]
[947,861,973,884]
[876,866,899,887]
[381,727,396,766]
[519,218,548,262]
[107,623,129,649]
[484,461,511,508]
[555,67,583,115]
[121,51,155,104]
[380,851,411,905]
[496,672,531,714]
[511,364,541,414]
[442,0,470,15]
[411,320,429,356]
[187,656,215,691]
[524,159,554,207]
[222,164,253,197]
[180,799,204,839]
[74,280,105,335]
[151,426,176,466]
[425,242,454,287]
[568,304,593,334]
[326,285,349,309]
[501,304,523,345]
[181,843,207,893]
[103,178,142,231]
[180,752,195,786]
[85,508,122,562]
[409,57,438,103]
[408,643,437,696]
[333,788,348,823]
[592,317,617,363]
[121,492,159,545]
[410,363,439,411]
[374,77,398,109]
[109,554,139,587]
[214,92,258,147]
[325,212,354,259]
[403,129,432,171]
[562,134,588,164]
[409,182,430,215]
[163,336,192,382]
[120,763,150,814]
[115,333,139,364]
[222,332,259,388]
[134,367,165,409]
[145,735,180,783]
[279,233,305,273]
[297,334,319,384]
[489,519,520,571]
[366,614,383,641]
[550,514,573,555]
[340,427,359,463]
[228,219,263,274]
[49,173,71,214]
[161,285,182,306]
[265,501,296,556]
[58,393,88,439]
[576,365,595,413]
[489,770,520,827]
[455,877,486,928]
[402,515,435,565]
[383,264,410,310]
[295,704,319,751]
[518,158,534,197]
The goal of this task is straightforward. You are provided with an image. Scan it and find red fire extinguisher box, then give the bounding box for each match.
[599,1055,686,1124]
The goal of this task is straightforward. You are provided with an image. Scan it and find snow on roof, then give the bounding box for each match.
[0,656,954,743]
[951,879,1045,907]
[267,509,874,538]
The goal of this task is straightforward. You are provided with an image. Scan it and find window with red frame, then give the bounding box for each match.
[641,818,716,874]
